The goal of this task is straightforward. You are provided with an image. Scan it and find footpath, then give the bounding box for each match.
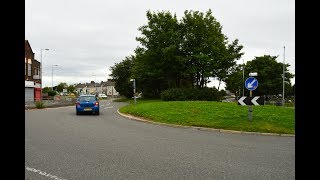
[25,100,75,110]
[25,98,119,110]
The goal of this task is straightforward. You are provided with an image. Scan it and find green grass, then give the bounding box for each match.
[119,100,295,134]
[112,98,131,102]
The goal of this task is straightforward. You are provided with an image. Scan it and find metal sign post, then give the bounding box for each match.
[244,75,258,121]
[130,79,136,106]
[249,91,252,121]
[133,79,136,106]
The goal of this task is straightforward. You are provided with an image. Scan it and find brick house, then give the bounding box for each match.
[25,40,41,102]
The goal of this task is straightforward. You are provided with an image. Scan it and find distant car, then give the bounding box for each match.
[75,95,99,115]
[98,93,107,99]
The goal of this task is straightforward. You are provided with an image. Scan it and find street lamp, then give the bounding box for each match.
[40,48,49,101]
[130,79,136,106]
[282,46,285,106]
[52,64,58,91]
[242,59,245,96]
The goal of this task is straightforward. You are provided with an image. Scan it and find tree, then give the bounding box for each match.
[226,55,294,97]
[213,39,244,90]
[67,85,76,93]
[111,9,244,98]
[109,56,135,98]
[42,87,57,96]
[42,87,51,93]
[224,64,244,95]
[134,10,184,97]
[56,82,68,93]
[180,9,244,89]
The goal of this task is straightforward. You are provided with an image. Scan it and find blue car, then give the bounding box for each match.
[76,95,99,115]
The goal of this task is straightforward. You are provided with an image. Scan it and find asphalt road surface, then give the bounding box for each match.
[25,100,295,180]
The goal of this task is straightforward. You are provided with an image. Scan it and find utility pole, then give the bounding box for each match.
[242,59,245,96]
[40,48,49,101]
[52,64,58,91]
[282,46,285,106]
[130,79,136,106]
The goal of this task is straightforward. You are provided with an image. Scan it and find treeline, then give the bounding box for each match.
[110,9,294,100]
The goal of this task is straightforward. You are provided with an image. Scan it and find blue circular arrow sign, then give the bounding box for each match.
[245,77,258,91]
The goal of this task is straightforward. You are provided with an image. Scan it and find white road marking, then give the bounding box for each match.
[25,166,67,180]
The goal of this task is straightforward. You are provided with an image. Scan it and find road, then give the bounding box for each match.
[25,100,295,180]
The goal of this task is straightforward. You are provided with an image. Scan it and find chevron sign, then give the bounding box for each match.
[238,96,264,106]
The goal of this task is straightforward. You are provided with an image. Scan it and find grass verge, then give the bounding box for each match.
[119,100,295,134]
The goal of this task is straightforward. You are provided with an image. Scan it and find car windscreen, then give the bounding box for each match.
[79,96,96,102]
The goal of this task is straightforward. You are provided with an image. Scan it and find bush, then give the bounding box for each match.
[161,88,224,101]
[161,88,185,101]
[42,89,57,96]
[34,101,45,109]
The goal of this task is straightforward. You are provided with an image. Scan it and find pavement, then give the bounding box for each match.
[25,98,119,110]
[25,99,76,110]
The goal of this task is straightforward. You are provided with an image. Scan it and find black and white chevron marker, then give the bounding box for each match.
[238,96,264,105]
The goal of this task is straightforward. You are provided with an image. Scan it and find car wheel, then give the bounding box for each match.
[96,111,99,115]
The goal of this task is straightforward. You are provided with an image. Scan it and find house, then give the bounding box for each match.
[75,83,87,95]
[25,40,41,102]
[86,81,97,94]
[103,79,119,98]
[75,80,119,97]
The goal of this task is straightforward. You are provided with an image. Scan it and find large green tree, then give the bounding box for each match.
[42,87,56,96]
[109,56,135,98]
[56,82,68,93]
[213,39,244,90]
[226,55,294,97]
[134,10,184,97]
[67,85,76,93]
[180,9,243,88]
[224,64,244,96]
[110,9,244,98]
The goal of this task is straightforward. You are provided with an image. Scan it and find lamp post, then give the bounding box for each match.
[130,79,136,106]
[242,59,245,96]
[40,48,49,101]
[52,64,58,91]
[282,46,285,106]
[248,72,258,121]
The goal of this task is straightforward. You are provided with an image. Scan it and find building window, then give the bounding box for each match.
[28,64,32,76]
[27,59,32,77]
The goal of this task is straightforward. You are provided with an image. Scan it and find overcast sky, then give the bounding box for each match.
[25,0,295,89]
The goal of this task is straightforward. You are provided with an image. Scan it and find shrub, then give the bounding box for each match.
[161,87,224,101]
[34,101,45,109]
[42,89,57,96]
[161,88,186,101]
